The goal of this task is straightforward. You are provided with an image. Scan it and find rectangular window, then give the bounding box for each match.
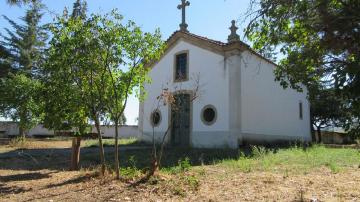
[175,52,188,81]
[299,102,303,120]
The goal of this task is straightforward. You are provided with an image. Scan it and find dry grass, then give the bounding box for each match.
[0,137,145,152]
[0,140,359,201]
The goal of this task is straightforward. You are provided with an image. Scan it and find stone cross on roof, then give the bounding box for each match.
[228,20,240,43]
[177,0,190,32]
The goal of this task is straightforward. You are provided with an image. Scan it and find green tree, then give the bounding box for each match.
[0,0,47,138]
[309,86,347,142]
[95,13,163,179]
[41,0,89,171]
[0,45,12,77]
[120,114,127,125]
[46,9,163,177]
[244,0,360,137]
[6,0,32,6]
[71,0,87,19]
[46,15,107,174]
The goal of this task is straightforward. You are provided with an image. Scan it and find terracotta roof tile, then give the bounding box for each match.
[167,30,253,47]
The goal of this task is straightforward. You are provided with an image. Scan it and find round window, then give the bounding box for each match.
[150,110,161,126]
[201,105,217,125]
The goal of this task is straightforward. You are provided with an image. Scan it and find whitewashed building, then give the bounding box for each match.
[139,1,311,148]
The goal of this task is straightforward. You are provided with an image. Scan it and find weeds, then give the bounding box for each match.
[184,175,200,190]
[325,162,340,173]
[119,156,142,179]
[163,157,192,174]
[251,145,268,159]
[219,145,360,174]
[9,136,28,148]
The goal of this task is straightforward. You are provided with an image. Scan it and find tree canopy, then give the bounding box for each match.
[0,0,47,137]
[44,9,163,175]
[245,0,360,137]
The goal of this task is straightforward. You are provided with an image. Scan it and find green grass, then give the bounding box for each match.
[83,138,141,148]
[219,145,360,174]
[79,144,359,176]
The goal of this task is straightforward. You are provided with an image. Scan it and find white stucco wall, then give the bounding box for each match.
[239,51,311,143]
[0,122,138,139]
[140,38,311,148]
[140,40,236,148]
[0,123,54,137]
[91,125,139,139]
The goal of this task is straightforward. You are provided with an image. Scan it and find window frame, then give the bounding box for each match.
[150,109,162,127]
[173,50,189,82]
[201,105,217,126]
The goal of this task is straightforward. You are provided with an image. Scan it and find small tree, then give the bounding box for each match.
[96,13,164,179]
[46,13,109,175]
[45,9,163,176]
[42,70,90,170]
[42,0,90,171]
[136,74,201,183]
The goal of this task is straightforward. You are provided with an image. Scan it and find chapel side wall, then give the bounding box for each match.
[240,50,311,143]
[141,40,235,148]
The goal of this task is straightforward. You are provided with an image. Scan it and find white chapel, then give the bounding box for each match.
[138,0,311,148]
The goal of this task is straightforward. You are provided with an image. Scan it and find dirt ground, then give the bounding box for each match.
[1,167,360,201]
[1,139,360,202]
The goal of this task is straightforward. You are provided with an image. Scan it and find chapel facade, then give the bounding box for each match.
[138,1,311,148]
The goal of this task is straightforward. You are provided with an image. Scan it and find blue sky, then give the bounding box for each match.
[0,0,251,125]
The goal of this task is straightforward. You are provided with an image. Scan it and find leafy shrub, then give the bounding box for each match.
[178,157,191,172]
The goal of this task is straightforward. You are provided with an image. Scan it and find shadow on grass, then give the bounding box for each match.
[0,146,242,171]
[83,139,151,148]
[45,174,95,189]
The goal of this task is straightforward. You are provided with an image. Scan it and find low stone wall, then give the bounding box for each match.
[0,122,139,139]
[321,131,355,144]
[93,125,139,139]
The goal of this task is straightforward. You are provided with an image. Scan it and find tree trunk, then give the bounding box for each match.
[114,119,120,180]
[310,121,316,143]
[94,116,106,175]
[70,136,81,171]
[18,107,27,139]
[316,126,322,143]
[19,126,25,139]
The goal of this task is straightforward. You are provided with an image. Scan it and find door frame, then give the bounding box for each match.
[168,90,193,147]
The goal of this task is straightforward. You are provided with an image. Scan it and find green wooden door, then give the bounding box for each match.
[171,93,191,147]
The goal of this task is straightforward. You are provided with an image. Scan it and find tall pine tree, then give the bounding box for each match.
[6,0,31,6]
[0,0,48,137]
[71,0,87,19]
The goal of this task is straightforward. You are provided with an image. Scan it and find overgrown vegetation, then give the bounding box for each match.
[73,144,360,181]
[8,136,28,148]
[219,145,360,174]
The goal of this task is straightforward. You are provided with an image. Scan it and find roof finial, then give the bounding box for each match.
[177,0,190,32]
[228,20,240,43]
